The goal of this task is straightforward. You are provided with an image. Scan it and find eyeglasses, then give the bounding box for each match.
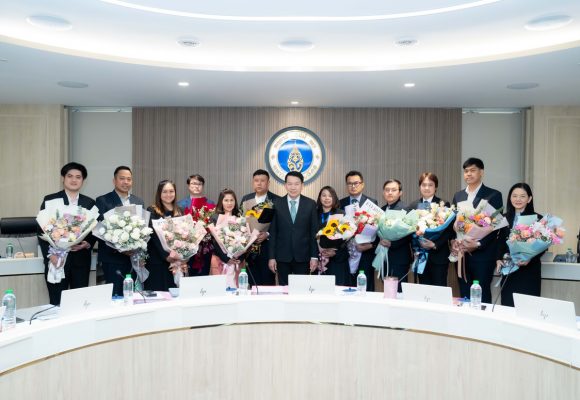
[346,181,362,187]
[384,188,400,193]
[190,181,203,186]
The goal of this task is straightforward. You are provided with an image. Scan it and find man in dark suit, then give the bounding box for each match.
[452,157,503,303]
[338,170,378,291]
[38,162,97,305]
[95,166,144,296]
[268,171,318,286]
[240,169,280,286]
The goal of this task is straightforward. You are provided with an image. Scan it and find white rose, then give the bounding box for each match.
[123,211,130,218]
[99,227,106,235]
[132,228,141,235]
[120,232,130,242]
[118,220,127,228]
[124,225,132,232]
[114,229,123,237]
[111,235,119,243]
[130,231,140,240]
[104,233,112,241]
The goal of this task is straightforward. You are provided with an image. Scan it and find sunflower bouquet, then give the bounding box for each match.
[317,215,356,249]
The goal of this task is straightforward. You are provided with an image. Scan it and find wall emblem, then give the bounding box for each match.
[265,126,325,184]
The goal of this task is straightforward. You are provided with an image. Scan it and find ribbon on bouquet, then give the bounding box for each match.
[318,246,329,275]
[451,241,467,282]
[169,261,189,287]
[47,247,69,283]
[412,247,428,275]
[130,252,149,290]
[347,240,362,274]
[371,245,390,281]
[222,262,238,288]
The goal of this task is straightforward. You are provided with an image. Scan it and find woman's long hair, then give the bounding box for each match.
[506,182,535,219]
[215,188,240,216]
[152,180,180,217]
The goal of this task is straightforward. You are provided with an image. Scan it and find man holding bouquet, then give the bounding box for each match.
[268,171,318,286]
[38,162,96,305]
[452,158,503,303]
[96,166,144,296]
[241,169,280,286]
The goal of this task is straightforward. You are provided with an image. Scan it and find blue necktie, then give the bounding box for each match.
[351,198,359,206]
[290,200,297,223]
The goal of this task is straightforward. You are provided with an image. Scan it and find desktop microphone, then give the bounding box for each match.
[115,270,146,303]
[245,264,259,295]
[29,305,58,325]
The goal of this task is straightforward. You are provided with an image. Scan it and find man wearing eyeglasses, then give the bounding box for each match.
[339,171,378,291]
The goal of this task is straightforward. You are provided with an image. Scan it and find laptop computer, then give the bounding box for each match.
[513,293,578,330]
[288,275,335,295]
[59,283,114,317]
[178,275,227,299]
[401,282,453,306]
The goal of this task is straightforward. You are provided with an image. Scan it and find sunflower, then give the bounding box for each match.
[328,220,339,229]
[322,226,335,236]
[338,223,351,233]
[245,210,259,218]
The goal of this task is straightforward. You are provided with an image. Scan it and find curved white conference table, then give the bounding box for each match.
[1,292,579,399]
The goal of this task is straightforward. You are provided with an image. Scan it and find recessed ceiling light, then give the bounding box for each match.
[506,82,539,90]
[404,83,415,88]
[278,40,314,52]
[178,81,190,87]
[57,81,88,88]
[177,38,200,47]
[525,15,573,31]
[26,15,72,31]
[395,38,418,47]
[290,101,299,105]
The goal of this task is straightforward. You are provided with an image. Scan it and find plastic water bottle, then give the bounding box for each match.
[1,289,16,331]
[5,243,14,258]
[238,268,249,295]
[470,280,482,310]
[123,274,134,305]
[565,248,576,263]
[357,270,367,295]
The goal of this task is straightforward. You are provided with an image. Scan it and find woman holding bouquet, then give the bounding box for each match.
[146,180,182,291]
[209,189,245,284]
[316,186,350,286]
[408,173,452,287]
[177,174,215,277]
[495,183,543,307]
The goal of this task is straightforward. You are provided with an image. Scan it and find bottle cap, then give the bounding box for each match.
[359,270,364,274]
[473,280,479,285]
[5,289,14,294]
[241,268,246,272]
[125,274,132,279]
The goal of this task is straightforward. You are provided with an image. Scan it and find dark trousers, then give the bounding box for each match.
[44,261,91,305]
[246,243,276,286]
[324,259,349,286]
[144,262,176,292]
[102,261,131,296]
[277,260,309,286]
[188,252,212,277]
[458,258,494,303]
[500,261,541,307]
[417,261,449,287]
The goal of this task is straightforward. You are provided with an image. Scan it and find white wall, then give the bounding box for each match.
[461,111,525,207]
[69,110,132,199]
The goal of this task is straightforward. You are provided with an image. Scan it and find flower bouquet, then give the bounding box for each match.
[93,205,153,288]
[371,209,420,279]
[183,202,215,273]
[411,202,455,274]
[450,200,507,280]
[317,215,356,273]
[346,200,383,274]
[37,198,99,283]
[242,198,275,256]
[500,214,565,275]
[208,215,260,287]
[152,214,208,286]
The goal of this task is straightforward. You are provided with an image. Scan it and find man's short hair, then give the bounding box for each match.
[345,170,364,182]
[383,179,402,191]
[61,162,88,179]
[114,165,132,177]
[253,169,270,179]
[285,171,304,183]
[462,158,484,170]
[186,174,205,185]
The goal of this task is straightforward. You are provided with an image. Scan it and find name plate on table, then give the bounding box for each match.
[288,275,335,295]
[178,275,227,299]
[402,282,453,306]
[513,293,578,331]
[59,284,114,317]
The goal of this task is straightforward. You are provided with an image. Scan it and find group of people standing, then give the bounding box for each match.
[39,157,544,308]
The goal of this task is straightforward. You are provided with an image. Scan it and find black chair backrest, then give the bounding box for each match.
[0,217,38,235]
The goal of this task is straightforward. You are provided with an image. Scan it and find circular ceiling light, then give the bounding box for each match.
[177,38,200,47]
[278,40,314,52]
[178,81,190,87]
[506,82,539,90]
[26,15,72,31]
[395,38,418,47]
[404,83,416,88]
[57,81,88,88]
[525,15,573,31]
[290,101,299,105]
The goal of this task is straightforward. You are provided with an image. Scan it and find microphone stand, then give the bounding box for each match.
[492,254,517,312]
[29,305,58,325]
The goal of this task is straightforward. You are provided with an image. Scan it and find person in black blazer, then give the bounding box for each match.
[338,170,378,291]
[240,169,280,286]
[95,166,145,296]
[408,172,452,287]
[316,186,350,286]
[377,179,412,292]
[38,162,96,305]
[495,183,543,307]
[451,158,503,303]
[145,180,182,292]
[268,171,319,286]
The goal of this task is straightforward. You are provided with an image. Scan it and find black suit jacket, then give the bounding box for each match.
[38,190,97,269]
[268,195,318,263]
[95,190,145,264]
[339,194,379,267]
[380,200,413,265]
[408,196,452,263]
[240,191,281,204]
[452,184,503,261]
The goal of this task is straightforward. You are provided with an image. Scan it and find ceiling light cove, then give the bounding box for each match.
[26,15,72,31]
[99,0,501,22]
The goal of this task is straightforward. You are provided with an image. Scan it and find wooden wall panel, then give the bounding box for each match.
[133,108,461,207]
